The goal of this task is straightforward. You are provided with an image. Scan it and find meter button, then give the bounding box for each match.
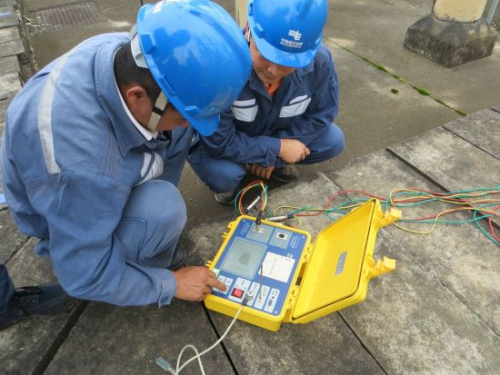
[264,288,280,313]
[231,288,244,298]
[213,275,226,293]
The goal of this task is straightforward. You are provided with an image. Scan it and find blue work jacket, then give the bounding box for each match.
[200,44,339,168]
[1,33,178,306]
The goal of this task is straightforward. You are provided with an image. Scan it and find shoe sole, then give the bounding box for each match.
[214,195,235,206]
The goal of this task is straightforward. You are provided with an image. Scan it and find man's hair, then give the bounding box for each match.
[114,43,161,105]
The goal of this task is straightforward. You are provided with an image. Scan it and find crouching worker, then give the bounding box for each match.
[0,0,251,330]
[188,0,346,205]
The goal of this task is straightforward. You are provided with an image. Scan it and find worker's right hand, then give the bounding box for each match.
[173,266,227,302]
[279,139,310,164]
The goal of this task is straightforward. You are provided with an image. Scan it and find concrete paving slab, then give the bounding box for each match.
[0,0,16,7]
[0,24,19,43]
[0,54,20,74]
[0,238,83,375]
[45,301,234,375]
[0,5,17,28]
[443,109,500,159]
[0,209,28,263]
[340,230,500,375]
[388,127,500,190]
[328,0,500,115]
[325,150,500,334]
[211,310,385,375]
[0,38,23,58]
[182,176,386,375]
[0,71,22,123]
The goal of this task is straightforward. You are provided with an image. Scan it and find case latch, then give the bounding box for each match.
[366,255,396,277]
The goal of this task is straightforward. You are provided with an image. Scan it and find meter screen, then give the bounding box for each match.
[220,237,267,279]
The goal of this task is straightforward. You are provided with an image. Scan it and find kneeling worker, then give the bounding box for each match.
[188,0,346,204]
[0,0,251,330]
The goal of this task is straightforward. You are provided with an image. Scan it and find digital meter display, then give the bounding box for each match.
[220,237,267,279]
[211,219,308,316]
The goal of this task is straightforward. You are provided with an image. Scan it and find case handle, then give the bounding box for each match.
[366,256,396,277]
[375,207,402,228]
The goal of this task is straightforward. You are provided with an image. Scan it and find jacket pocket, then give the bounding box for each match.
[279,97,311,118]
[231,99,258,122]
[136,152,164,186]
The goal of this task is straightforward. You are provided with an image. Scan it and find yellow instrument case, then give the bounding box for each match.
[205,199,400,331]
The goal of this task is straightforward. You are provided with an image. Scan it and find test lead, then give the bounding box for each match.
[254,210,263,232]
[266,214,295,222]
[246,196,261,212]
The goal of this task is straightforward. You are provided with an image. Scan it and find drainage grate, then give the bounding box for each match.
[29,2,106,31]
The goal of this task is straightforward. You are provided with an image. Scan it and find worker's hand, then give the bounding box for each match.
[279,139,310,164]
[173,266,226,302]
[248,164,275,180]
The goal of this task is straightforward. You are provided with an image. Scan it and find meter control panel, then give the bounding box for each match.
[211,218,308,316]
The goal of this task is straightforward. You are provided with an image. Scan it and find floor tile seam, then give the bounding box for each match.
[32,301,88,375]
[201,303,239,375]
[337,311,388,375]
[4,234,31,264]
[442,124,500,163]
[434,277,500,339]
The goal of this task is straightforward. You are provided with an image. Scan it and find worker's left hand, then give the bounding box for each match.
[248,164,275,180]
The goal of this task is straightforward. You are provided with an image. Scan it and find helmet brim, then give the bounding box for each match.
[250,31,320,69]
[188,114,220,137]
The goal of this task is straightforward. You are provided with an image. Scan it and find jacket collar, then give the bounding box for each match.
[248,57,315,98]
[94,36,169,157]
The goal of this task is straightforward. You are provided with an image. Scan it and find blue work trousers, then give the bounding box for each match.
[114,126,192,269]
[188,123,345,193]
[0,180,186,312]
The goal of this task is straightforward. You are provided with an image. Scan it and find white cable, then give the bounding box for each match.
[175,303,245,374]
[175,345,205,375]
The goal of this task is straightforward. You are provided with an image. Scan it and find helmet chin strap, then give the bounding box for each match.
[147,92,169,131]
[130,25,148,69]
[129,26,169,132]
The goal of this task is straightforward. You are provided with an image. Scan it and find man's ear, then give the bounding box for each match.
[123,85,149,113]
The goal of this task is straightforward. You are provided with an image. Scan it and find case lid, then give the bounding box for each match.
[291,199,378,321]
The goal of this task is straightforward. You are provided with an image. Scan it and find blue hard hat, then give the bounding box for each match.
[247,0,327,68]
[135,0,251,136]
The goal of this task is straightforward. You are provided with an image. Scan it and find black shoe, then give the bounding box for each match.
[0,283,77,331]
[214,190,237,206]
[271,165,300,183]
[169,247,186,271]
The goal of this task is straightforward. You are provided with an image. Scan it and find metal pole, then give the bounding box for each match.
[486,0,499,24]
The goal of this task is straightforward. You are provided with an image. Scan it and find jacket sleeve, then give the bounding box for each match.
[275,48,340,140]
[29,170,176,307]
[200,110,282,168]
